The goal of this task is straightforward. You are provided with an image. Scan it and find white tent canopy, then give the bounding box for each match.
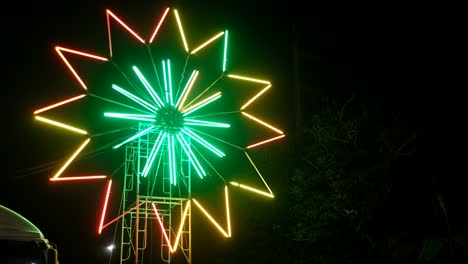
[0,204,45,240]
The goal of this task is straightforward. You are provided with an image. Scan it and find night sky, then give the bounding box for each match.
[1,1,430,264]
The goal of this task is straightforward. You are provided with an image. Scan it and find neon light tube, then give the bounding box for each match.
[192,199,229,237]
[171,201,191,252]
[229,182,274,198]
[246,134,285,149]
[190,31,224,55]
[223,30,228,72]
[56,47,108,90]
[142,132,165,177]
[112,84,158,113]
[98,179,112,234]
[182,128,225,157]
[225,186,231,237]
[102,201,145,230]
[55,46,108,61]
[34,94,86,114]
[50,176,107,182]
[149,7,170,43]
[113,125,155,149]
[174,10,189,52]
[168,134,177,185]
[162,60,169,103]
[176,134,206,178]
[52,138,90,180]
[184,118,230,128]
[106,9,145,43]
[104,112,155,122]
[176,70,199,109]
[167,59,174,105]
[35,116,87,135]
[182,92,221,116]
[241,112,284,135]
[227,74,270,84]
[240,84,271,110]
[151,203,173,251]
[132,66,164,107]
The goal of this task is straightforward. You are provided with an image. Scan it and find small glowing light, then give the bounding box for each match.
[106,244,115,252]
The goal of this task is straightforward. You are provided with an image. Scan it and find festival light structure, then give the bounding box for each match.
[33,6,284,263]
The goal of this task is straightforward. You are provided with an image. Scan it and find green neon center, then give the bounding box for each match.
[156,106,184,134]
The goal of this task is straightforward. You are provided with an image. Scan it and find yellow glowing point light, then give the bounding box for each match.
[171,201,191,253]
[35,116,88,135]
[230,182,274,198]
[33,94,86,115]
[174,9,189,52]
[149,7,170,43]
[192,197,230,237]
[50,176,107,182]
[240,84,271,110]
[98,179,112,234]
[246,134,285,149]
[55,47,108,90]
[106,9,145,44]
[51,138,90,180]
[190,31,224,55]
[241,112,284,135]
[227,74,270,84]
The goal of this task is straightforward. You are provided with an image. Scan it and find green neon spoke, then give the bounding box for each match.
[176,70,198,110]
[167,59,174,106]
[223,30,228,72]
[167,134,175,185]
[104,112,156,122]
[188,126,244,151]
[170,134,177,185]
[162,60,169,104]
[176,134,205,178]
[132,66,164,107]
[184,118,230,128]
[142,131,165,177]
[113,125,155,149]
[182,92,221,116]
[182,128,225,157]
[89,93,153,114]
[112,84,158,113]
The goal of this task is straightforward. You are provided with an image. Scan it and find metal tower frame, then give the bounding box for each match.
[120,122,192,263]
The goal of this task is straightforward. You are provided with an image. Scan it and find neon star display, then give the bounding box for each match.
[34,6,285,260]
